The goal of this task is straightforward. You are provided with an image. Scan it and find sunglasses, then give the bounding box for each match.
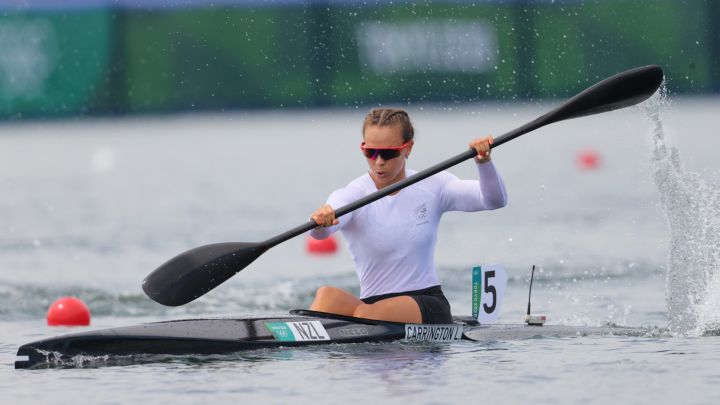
[360,141,411,160]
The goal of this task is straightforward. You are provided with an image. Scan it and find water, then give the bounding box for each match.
[647,91,720,335]
[1,96,720,403]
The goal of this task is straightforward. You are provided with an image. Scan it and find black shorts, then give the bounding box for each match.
[360,285,453,324]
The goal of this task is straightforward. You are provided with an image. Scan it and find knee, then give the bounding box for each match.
[313,285,348,306]
[314,285,338,300]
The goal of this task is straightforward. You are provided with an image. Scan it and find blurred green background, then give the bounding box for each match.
[0,0,717,119]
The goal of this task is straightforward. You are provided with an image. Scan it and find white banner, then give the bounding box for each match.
[356,20,497,74]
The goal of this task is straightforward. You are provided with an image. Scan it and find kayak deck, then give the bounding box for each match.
[15,309,652,369]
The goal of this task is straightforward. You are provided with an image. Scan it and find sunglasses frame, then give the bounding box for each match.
[360,141,412,160]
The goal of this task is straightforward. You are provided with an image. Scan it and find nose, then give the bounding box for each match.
[375,156,386,165]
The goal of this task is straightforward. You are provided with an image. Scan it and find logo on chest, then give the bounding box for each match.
[414,203,429,226]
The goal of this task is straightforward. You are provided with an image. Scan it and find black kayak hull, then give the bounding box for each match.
[15,309,651,369]
[15,310,410,369]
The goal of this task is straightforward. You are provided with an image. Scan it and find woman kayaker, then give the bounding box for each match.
[309,108,507,324]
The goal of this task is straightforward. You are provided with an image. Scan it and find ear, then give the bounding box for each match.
[405,140,414,158]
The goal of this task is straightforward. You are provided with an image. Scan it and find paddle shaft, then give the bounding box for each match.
[263,116,545,249]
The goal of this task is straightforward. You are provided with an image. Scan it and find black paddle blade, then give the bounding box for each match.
[142,242,268,306]
[544,65,664,123]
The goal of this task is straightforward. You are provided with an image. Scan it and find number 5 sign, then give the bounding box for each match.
[472,264,507,323]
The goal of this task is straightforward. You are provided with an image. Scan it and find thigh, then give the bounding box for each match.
[310,286,363,316]
[354,296,422,324]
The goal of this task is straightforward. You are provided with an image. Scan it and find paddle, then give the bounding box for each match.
[143,65,664,306]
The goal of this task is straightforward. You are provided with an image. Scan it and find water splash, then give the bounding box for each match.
[646,85,720,335]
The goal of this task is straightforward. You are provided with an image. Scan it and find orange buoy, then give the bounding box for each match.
[47,297,91,326]
[577,149,601,170]
[306,235,338,254]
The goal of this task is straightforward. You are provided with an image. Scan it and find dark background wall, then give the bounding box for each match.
[0,0,717,119]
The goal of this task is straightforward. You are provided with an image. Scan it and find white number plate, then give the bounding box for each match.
[472,264,507,323]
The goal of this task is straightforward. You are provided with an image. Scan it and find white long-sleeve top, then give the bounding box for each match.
[310,160,507,299]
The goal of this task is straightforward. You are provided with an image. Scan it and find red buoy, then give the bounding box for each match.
[47,297,91,326]
[306,235,338,254]
[577,149,601,170]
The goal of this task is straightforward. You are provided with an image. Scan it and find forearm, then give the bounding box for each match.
[476,159,507,209]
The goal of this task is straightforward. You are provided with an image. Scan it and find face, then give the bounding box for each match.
[362,124,413,189]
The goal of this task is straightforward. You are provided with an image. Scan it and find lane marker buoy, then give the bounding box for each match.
[577,149,601,170]
[306,235,338,254]
[47,297,91,326]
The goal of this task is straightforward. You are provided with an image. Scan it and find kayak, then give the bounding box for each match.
[15,309,652,369]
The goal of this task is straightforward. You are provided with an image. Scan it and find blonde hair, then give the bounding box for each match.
[362,108,415,142]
